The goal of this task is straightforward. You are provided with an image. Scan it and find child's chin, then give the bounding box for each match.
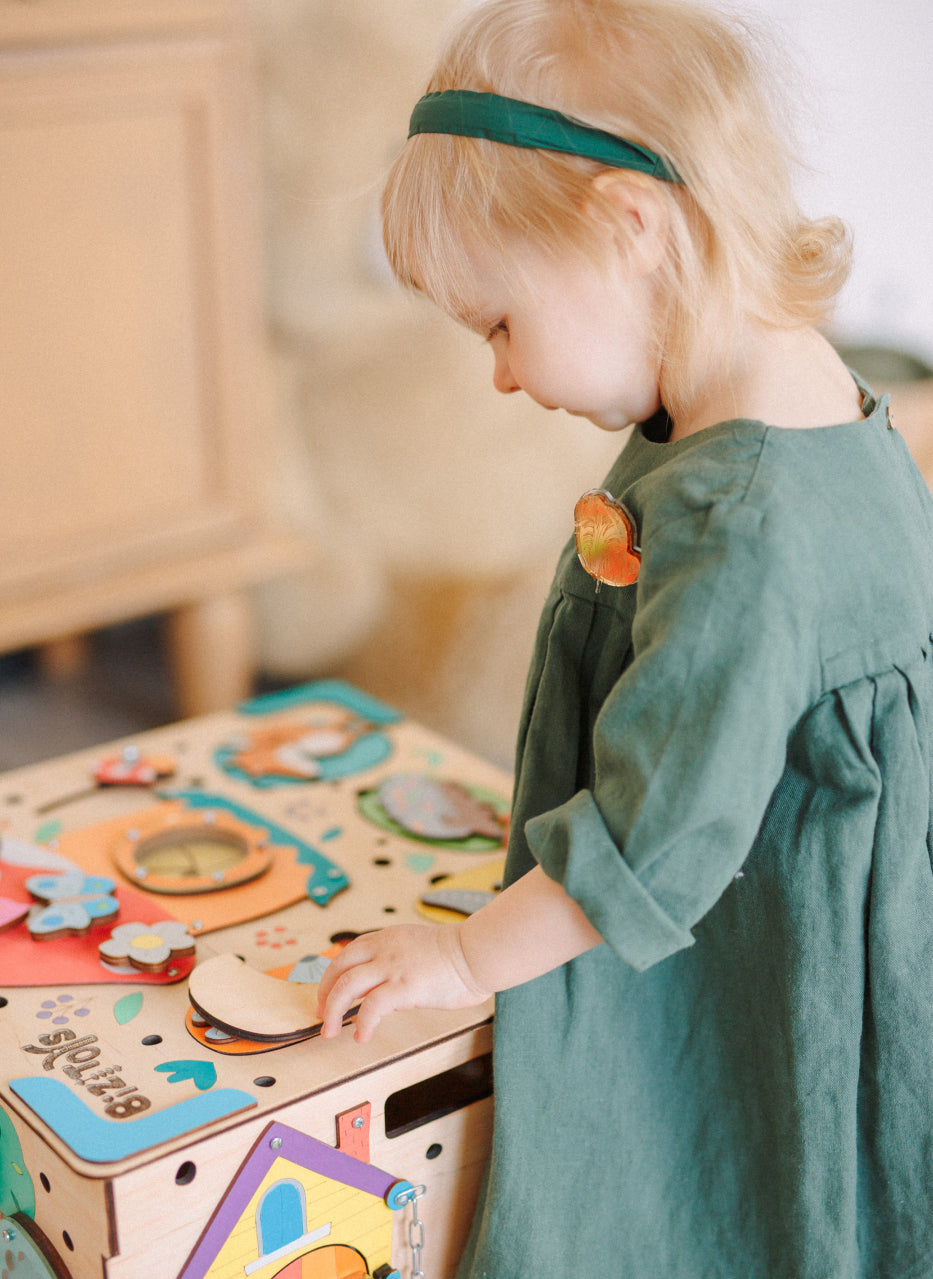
[585,412,629,432]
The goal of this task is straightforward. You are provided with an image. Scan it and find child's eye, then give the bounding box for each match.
[485,321,509,342]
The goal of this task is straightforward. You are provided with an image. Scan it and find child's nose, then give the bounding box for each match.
[491,343,520,394]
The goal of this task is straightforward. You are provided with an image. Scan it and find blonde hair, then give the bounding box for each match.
[382,0,852,419]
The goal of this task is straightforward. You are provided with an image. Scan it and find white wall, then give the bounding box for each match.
[455,0,933,360]
[745,0,933,363]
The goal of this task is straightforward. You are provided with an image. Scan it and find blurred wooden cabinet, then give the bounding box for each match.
[0,0,312,713]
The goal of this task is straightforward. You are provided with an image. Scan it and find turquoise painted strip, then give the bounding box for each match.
[10,1076,256,1164]
[161,791,351,904]
[238,679,401,723]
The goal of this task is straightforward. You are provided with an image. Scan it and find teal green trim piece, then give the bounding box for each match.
[238,679,401,723]
[0,1103,35,1218]
[161,791,351,904]
[409,90,682,184]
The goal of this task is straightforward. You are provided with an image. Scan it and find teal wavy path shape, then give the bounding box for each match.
[238,678,401,722]
[10,1077,255,1163]
[159,791,350,904]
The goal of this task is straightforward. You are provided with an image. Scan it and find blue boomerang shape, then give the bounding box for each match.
[10,1076,255,1163]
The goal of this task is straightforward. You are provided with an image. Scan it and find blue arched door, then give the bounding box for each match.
[258,1179,306,1255]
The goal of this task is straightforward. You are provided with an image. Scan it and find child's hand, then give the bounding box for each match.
[316,923,492,1043]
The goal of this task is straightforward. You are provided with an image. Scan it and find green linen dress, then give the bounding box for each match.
[458,383,933,1279]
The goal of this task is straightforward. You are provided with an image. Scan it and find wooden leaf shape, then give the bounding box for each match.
[378,774,504,840]
[573,488,641,587]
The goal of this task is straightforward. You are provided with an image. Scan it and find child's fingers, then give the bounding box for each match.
[316,939,367,1013]
[315,922,486,1042]
[352,985,394,1043]
[318,952,383,1039]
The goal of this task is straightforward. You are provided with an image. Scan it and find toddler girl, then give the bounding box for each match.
[318,2,933,1274]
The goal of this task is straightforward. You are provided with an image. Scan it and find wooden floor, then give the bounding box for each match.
[0,617,178,772]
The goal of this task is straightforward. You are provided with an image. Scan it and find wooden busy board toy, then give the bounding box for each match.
[0,681,508,1279]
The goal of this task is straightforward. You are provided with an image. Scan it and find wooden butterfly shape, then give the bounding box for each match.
[573,488,641,588]
[25,871,120,940]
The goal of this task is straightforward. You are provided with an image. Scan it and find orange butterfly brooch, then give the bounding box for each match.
[573,488,641,589]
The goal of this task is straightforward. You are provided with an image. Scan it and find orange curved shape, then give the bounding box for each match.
[573,488,641,587]
[271,1243,368,1278]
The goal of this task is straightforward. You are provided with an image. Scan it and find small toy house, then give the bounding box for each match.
[180,1121,406,1279]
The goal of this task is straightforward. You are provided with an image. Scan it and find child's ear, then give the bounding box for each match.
[586,170,670,277]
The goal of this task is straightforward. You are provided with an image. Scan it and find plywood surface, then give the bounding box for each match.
[0,681,505,1277]
[0,681,505,1174]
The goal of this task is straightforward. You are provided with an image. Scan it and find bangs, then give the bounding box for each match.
[381,131,607,326]
[381,134,495,323]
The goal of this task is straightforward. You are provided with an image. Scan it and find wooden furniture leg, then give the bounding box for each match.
[38,633,92,681]
[166,590,255,717]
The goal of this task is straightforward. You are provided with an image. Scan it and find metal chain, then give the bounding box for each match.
[394,1182,428,1279]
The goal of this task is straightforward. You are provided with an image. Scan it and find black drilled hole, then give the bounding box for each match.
[175,1162,197,1186]
[141,1034,162,1046]
[62,1232,74,1251]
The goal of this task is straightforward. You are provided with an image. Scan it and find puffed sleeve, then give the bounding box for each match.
[526,490,820,971]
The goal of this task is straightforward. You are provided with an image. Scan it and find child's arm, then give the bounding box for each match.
[316,865,604,1042]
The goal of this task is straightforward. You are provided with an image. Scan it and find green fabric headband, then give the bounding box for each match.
[408,90,683,185]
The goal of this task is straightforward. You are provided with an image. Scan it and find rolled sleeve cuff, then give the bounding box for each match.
[525,790,695,972]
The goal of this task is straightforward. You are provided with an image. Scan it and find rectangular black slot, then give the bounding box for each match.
[385,1053,493,1138]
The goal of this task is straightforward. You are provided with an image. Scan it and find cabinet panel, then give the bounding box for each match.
[1,102,211,547]
[0,1,230,46]
[0,35,267,598]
